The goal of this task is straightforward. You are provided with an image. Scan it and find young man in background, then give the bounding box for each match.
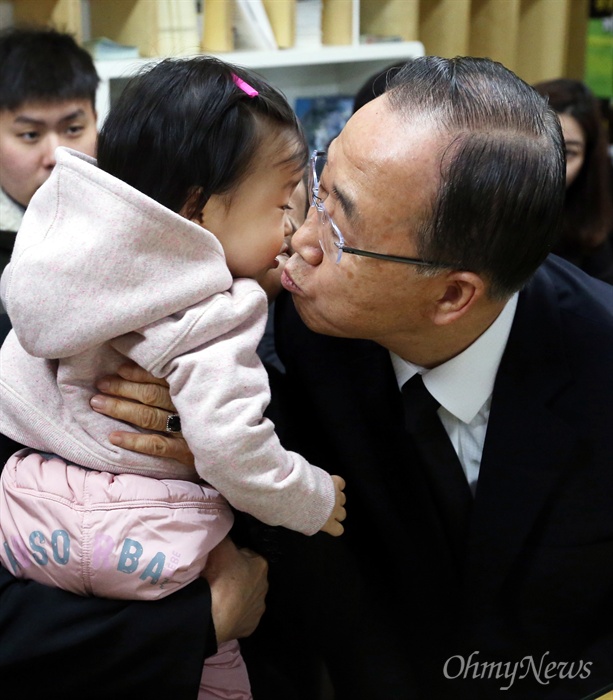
[0,25,99,306]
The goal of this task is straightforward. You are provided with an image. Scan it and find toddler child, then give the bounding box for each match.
[0,57,345,700]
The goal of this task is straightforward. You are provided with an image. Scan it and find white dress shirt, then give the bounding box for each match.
[390,294,518,496]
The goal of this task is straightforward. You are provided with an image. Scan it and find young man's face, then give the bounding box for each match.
[0,99,97,207]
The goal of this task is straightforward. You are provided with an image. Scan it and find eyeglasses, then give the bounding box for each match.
[309,150,452,268]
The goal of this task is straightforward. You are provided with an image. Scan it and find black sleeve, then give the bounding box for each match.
[0,566,214,699]
[0,313,214,698]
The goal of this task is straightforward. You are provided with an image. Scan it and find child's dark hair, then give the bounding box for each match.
[0,25,99,111]
[97,57,308,219]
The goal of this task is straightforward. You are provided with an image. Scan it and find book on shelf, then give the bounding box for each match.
[321,0,356,46]
[88,0,199,58]
[359,34,403,44]
[11,0,84,42]
[203,0,279,53]
[262,0,296,49]
[202,0,234,52]
[360,0,418,43]
[295,0,322,49]
[84,37,140,60]
[156,0,200,56]
[234,0,278,51]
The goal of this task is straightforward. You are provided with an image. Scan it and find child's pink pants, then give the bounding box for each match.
[0,449,252,699]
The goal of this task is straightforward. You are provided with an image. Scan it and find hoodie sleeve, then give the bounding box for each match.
[111,279,336,536]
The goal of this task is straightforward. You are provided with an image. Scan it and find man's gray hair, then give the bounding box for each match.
[386,56,565,299]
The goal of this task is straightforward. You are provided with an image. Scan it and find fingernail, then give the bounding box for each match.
[90,396,106,409]
[108,433,123,446]
[96,379,110,391]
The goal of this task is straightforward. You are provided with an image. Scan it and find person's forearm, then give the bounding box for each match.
[0,565,213,698]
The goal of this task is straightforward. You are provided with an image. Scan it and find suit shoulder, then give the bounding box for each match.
[540,256,613,332]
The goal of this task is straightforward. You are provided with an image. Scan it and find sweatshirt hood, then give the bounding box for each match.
[1,148,232,358]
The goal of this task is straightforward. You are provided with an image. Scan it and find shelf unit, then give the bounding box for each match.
[94,41,425,127]
[1,0,590,127]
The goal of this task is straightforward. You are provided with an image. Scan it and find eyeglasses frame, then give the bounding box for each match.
[309,150,454,269]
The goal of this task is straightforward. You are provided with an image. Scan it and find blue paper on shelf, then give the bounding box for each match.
[84,37,140,60]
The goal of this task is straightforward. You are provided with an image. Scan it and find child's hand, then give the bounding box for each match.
[320,475,347,536]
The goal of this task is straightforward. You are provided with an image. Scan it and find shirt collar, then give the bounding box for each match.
[390,293,518,424]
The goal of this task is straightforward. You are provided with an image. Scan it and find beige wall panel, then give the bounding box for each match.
[564,0,588,79]
[469,0,521,73]
[419,0,471,57]
[515,0,572,84]
[361,0,420,41]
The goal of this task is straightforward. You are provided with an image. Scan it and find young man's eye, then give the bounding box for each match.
[66,124,85,136]
[19,131,40,142]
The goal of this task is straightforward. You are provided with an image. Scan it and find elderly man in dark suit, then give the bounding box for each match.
[7,57,611,699]
[266,57,613,700]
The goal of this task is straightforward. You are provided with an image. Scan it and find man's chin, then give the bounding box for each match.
[292,297,344,338]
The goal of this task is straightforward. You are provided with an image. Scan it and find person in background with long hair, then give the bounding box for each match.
[534,78,613,284]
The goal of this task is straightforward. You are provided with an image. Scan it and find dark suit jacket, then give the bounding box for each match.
[272,255,613,700]
[0,313,213,698]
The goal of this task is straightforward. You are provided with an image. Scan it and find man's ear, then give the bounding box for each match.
[430,271,487,326]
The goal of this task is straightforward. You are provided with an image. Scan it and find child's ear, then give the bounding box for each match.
[179,187,205,222]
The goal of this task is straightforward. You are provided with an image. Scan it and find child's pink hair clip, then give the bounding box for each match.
[232,73,259,98]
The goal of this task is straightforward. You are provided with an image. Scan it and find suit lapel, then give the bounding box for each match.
[278,277,579,610]
[465,267,578,600]
[340,340,464,595]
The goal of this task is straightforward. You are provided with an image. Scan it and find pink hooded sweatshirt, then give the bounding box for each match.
[0,148,335,536]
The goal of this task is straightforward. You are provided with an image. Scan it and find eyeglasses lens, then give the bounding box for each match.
[311,153,342,264]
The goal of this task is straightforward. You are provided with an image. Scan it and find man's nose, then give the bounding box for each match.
[41,133,60,168]
[291,207,325,265]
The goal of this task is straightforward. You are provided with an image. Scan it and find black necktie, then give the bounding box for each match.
[401,374,473,564]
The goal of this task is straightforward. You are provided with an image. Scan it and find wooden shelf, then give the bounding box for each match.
[94,40,425,126]
[94,40,425,76]
[3,0,588,126]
